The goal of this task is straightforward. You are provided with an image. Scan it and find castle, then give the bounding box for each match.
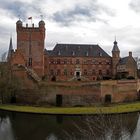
[7,19,137,82]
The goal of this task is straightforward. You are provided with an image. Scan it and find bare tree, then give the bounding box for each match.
[1,52,7,62]
[64,113,138,140]
[0,62,22,104]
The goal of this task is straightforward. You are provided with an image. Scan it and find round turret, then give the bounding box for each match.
[39,20,45,26]
[112,40,120,52]
[16,20,22,31]
[16,20,22,25]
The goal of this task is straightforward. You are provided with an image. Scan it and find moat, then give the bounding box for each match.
[0,110,140,140]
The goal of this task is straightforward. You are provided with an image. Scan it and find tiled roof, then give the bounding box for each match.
[46,44,110,57]
[119,57,128,65]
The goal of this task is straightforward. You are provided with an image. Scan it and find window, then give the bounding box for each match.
[58,51,61,56]
[99,70,102,75]
[72,51,75,56]
[99,53,102,56]
[86,51,89,56]
[69,59,72,64]
[57,59,60,64]
[56,69,61,75]
[28,58,32,66]
[95,61,99,65]
[106,70,110,75]
[76,59,80,64]
[50,69,54,75]
[64,59,67,64]
[92,59,96,64]
[92,70,96,75]
[50,59,54,64]
[64,69,67,75]
[84,69,87,75]
[87,60,92,64]
[70,71,74,75]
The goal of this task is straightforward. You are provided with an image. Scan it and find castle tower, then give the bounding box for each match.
[16,19,45,77]
[112,40,120,78]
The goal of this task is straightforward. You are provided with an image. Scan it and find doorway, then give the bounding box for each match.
[105,94,112,103]
[76,72,80,77]
[76,71,81,80]
[56,94,63,107]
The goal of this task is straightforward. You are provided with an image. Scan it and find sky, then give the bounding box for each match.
[1,0,140,57]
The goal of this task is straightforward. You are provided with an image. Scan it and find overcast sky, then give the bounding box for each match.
[1,0,140,57]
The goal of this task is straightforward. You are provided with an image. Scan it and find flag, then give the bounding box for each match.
[28,17,32,20]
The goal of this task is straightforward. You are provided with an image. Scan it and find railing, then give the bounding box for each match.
[18,64,41,82]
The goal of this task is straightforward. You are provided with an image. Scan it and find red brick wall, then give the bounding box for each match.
[46,56,112,81]
[16,22,45,77]
[101,80,138,102]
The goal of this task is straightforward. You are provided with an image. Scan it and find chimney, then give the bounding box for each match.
[129,51,132,57]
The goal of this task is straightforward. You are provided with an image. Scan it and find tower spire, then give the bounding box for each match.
[7,36,13,61]
[112,37,120,52]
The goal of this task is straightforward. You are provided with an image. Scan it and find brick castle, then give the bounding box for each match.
[7,19,137,82]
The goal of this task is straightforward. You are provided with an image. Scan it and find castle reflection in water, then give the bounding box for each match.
[0,111,139,140]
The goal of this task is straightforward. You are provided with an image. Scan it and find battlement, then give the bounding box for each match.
[16,20,45,32]
[17,26,41,32]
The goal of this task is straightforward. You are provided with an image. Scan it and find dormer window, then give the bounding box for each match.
[99,53,102,57]
[72,51,75,56]
[58,51,61,56]
[86,51,89,56]
[65,45,68,50]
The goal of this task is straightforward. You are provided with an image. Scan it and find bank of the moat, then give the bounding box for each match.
[1,102,140,115]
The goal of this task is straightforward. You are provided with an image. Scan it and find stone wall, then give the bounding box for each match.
[15,80,139,106]
[101,80,138,103]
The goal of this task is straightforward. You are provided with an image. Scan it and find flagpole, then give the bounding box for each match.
[31,18,32,25]
[28,17,32,26]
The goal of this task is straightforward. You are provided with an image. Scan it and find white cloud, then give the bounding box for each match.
[0,0,140,58]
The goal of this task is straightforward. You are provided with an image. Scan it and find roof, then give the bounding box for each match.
[112,41,120,52]
[119,57,128,65]
[46,44,110,57]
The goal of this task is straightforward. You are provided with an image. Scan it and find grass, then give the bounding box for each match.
[0,102,140,115]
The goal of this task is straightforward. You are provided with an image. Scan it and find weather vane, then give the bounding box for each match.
[18,15,21,20]
[40,15,44,20]
[115,35,116,41]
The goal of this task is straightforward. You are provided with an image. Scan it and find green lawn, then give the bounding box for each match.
[0,102,140,115]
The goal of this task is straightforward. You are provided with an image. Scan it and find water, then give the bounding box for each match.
[0,110,139,140]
